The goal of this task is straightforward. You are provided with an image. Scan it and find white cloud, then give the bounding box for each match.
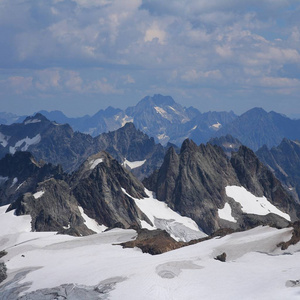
[0,0,300,116]
[144,22,167,44]
[181,69,222,82]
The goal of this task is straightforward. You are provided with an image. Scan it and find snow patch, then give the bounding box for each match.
[218,203,237,223]
[122,188,206,242]
[10,177,18,187]
[210,122,222,130]
[0,132,10,147]
[226,185,291,221]
[121,115,133,127]
[78,206,107,233]
[157,133,170,143]
[24,119,42,125]
[89,158,103,170]
[9,134,41,154]
[63,223,71,230]
[33,190,45,199]
[122,159,146,169]
[154,106,168,117]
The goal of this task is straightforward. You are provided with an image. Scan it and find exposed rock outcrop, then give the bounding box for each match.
[144,140,300,235]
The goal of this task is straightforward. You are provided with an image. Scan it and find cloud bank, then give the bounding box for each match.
[0,0,299,116]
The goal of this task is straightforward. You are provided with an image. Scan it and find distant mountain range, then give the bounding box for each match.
[1,95,300,299]
[1,94,299,151]
[0,113,168,179]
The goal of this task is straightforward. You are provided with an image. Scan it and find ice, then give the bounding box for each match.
[226,185,291,221]
[122,158,146,169]
[218,202,237,223]
[78,206,107,233]
[89,158,103,170]
[9,134,41,154]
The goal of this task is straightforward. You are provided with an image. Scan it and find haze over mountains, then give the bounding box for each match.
[1,94,300,299]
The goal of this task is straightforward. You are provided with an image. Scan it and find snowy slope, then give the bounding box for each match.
[1,205,300,300]
[122,188,206,242]
[226,185,291,221]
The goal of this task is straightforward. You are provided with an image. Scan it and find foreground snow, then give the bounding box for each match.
[1,205,300,299]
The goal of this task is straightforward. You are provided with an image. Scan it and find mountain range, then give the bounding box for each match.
[1,94,300,299]
[0,113,167,179]
[2,94,299,152]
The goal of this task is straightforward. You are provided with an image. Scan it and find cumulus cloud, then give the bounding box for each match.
[0,0,300,115]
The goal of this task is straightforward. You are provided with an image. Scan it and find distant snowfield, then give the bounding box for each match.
[0,132,10,147]
[226,185,291,221]
[24,119,41,125]
[9,134,41,154]
[0,201,300,299]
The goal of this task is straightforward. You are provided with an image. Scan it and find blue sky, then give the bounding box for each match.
[0,0,300,117]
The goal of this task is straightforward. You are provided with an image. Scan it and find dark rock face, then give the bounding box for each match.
[6,151,151,235]
[144,140,300,235]
[209,135,242,157]
[0,114,166,179]
[278,221,300,250]
[0,113,93,173]
[95,122,167,180]
[8,178,93,236]
[0,262,7,284]
[256,139,300,202]
[0,152,64,206]
[231,146,299,221]
[71,152,149,229]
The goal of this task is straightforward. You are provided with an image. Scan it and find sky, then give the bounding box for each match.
[0,0,300,117]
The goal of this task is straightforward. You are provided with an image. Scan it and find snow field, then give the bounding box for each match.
[225,185,291,221]
[9,134,41,154]
[78,206,107,233]
[122,188,206,242]
[1,203,299,300]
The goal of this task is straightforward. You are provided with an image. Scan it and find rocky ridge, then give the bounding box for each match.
[144,139,300,234]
